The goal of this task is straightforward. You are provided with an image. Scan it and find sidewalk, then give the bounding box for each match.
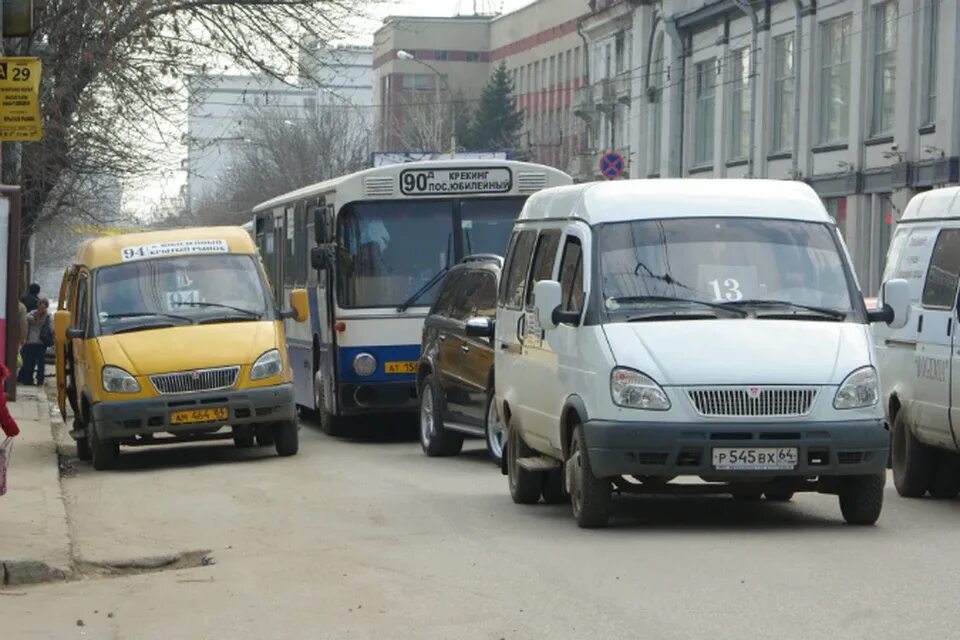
[1,385,73,586]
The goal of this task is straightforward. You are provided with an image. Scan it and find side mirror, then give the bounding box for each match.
[869,278,910,328]
[313,207,328,245]
[465,316,495,338]
[310,245,328,270]
[54,310,72,342]
[533,280,563,331]
[284,289,309,323]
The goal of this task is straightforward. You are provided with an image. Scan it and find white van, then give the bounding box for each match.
[477,179,903,528]
[874,187,960,499]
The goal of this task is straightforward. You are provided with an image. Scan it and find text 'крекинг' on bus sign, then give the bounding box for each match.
[400,168,513,196]
[0,57,42,142]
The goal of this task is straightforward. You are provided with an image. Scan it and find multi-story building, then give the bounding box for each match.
[597,0,956,296]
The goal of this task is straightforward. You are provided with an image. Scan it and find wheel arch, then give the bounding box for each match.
[560,395,589,459]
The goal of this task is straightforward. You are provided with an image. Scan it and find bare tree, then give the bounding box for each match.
[2,0,363,246]
[386,91,473,153]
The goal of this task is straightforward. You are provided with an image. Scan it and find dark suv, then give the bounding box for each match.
[417,255,503,463]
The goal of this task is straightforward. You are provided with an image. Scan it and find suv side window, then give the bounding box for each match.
[432,271,464,317]
[524,230,562,308]
[467,272,498,319]
[501,230,536,308]
[921,229,960,308]
[448,272,477,322]
[558,236,584,313]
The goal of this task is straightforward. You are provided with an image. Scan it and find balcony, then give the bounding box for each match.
[573,85,595,121]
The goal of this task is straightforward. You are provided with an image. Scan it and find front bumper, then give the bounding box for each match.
[91,384,295,440]
[338,380,417,415]
[583,418,889,478]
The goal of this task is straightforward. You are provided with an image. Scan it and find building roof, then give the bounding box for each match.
[899,187,960,222]
[74,226,257,269]
[518,179,833,225]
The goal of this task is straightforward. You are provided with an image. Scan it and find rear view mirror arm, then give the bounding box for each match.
[866,305,894,324]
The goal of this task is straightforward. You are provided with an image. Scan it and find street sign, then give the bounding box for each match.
[599,152,624,180]
[0,57,42,142]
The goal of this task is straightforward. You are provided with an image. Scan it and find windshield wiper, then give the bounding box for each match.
[173,302,261,318]
[609,296,749,317]
[111,322,177,335]
[398,267,449,312]
[101,311,194,323]
[723,299,848,320]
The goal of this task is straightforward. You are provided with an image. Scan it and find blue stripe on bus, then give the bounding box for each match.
[338,344,420,384]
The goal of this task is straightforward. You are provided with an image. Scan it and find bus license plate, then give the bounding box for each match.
[712,447,798,471]
[170,407,229,425]
[384,361,416,374]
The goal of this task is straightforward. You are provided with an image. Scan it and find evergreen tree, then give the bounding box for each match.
[465,62,524,152]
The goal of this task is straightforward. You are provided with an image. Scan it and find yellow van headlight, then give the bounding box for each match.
[102,366,141,394]
[251,349,283,381]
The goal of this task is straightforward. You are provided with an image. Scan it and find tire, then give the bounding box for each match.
[233,427,255,448]
[891,411,934,498]
[764,490,795,502]
[541,467,568,504]
[76,437,91,461]
[484,387,504,464]
[568,424,611,528]
[274,420,299,457]
[315,373,345,437]
[929,452,960,499]
[506,425,542,505]
[418,375,463,457]
[731,490,763,501]
[89,421,118,471]
[838,473,885,525]
[255,425,275,447]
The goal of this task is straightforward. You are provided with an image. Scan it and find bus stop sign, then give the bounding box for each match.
[599,152,624,179]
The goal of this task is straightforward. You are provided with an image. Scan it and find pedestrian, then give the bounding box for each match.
[20,283,40,313]
[0,365,21,438]
[19,298,52,387]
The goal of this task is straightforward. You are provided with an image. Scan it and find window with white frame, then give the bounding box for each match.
[870,1,898,136]
[921,0,938,125]
[772,33,795,153]
[818,14,852,144]
[729,46,750,159]
[649,33,664,173]
[693,58,716,166]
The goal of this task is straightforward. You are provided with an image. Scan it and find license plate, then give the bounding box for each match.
[384,361,416,374]
[170,407,229,425]
[712,447,798,471]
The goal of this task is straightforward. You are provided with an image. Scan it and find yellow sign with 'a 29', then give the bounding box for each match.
[0,57,42,142]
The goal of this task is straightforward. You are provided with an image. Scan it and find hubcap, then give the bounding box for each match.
[314,372,323,411]
[487,401,504,460]
[570,441,583,515]
[420,386,434,446]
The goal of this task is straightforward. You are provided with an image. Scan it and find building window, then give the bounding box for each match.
[693,59,716,166]
[604,43,612,79]
[819,14,852,144]
[465,51,479,62]
[615,32,626,74]
[435,50,448,61]
[921,0,938,125]
[772,33,795,153]
[649,33,664,172]
[823,196,847,240]
[729,47,750,160]
[870,2,898,136]
[573,47,581,83]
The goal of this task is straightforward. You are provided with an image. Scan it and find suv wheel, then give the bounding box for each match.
[484,387,504,464]
[419,375,463,457]
[891,411,933,497]
[568,424,611,527]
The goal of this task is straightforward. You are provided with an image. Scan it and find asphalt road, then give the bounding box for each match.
[7,415,960,640]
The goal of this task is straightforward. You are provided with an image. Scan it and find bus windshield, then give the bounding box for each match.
[94,254,271,335]
[337,198,525,308]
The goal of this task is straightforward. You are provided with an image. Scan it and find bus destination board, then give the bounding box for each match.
[400,167,513,196]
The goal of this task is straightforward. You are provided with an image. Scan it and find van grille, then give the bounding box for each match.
[364,176,395,197]
[687,387,818,418]
[516,172,547,193]
[150,366,240,395]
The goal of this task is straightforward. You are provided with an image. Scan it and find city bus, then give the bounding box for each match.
[250,160,572,435]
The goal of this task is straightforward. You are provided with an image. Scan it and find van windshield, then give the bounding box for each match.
[93,254,270,335]
[597,217,855,318]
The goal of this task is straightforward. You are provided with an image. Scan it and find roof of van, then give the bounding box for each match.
[899,187,960,222]
[74,226,257,269]
[517,179,832,225]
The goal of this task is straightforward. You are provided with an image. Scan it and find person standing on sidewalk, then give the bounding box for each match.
[0,365,21,438]
[19,299,52,387]
[20,283,40,313]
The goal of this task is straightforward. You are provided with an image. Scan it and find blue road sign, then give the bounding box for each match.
[599,152,624,179]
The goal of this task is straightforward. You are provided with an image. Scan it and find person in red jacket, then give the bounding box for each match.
[0,365,21,438]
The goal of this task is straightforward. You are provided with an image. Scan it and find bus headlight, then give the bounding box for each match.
[102,366,141,394]
[353,353,377,377]
[251,349,283,380]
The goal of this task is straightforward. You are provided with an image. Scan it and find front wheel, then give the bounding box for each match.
[418,375,463,457]
[764,490,795,502]
[274,420,299,457]
[567,424,611,528]
[507,425,542,505]
[484,388,504,464]
[929,452,960,499]
[891,411,934,497]
[89,421,119,471]
[315,373,345,437]
[838,473,885,525]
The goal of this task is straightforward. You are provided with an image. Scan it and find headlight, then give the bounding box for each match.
[611,368,671,410]
[352,352,377,377]
[250,349,283,380]
[834,366,879,409]
[102,366,140,394]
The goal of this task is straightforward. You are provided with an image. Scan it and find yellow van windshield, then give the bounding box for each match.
[93,254,270,335]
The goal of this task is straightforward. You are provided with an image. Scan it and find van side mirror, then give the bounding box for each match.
[313,207,328,245]
[533,281,563,331]
[310,245,329,270]
[283,289,309,322]
[54,310,72,342]
[465,316,495,338]
[869,278,910,328]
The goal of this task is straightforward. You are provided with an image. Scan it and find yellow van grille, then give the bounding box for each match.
[150,366,240,395]
[687,387,818,418]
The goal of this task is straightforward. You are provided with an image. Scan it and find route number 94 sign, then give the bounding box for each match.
[0,57,42,142]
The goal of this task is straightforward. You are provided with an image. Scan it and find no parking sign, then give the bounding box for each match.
[599,152,624,180]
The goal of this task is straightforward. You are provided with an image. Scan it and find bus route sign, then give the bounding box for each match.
[400,167,513,196]
[0,57,42,142]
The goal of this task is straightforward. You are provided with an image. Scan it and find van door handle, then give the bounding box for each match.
[461,345,470,353]
[949,318,953,337]
[918,314,924,332]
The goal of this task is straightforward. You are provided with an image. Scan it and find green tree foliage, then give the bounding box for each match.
[463,62,523,152]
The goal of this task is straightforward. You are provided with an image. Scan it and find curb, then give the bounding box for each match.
[1,559,71,586]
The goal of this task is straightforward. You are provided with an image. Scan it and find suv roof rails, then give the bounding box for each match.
[461,253,503,266]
